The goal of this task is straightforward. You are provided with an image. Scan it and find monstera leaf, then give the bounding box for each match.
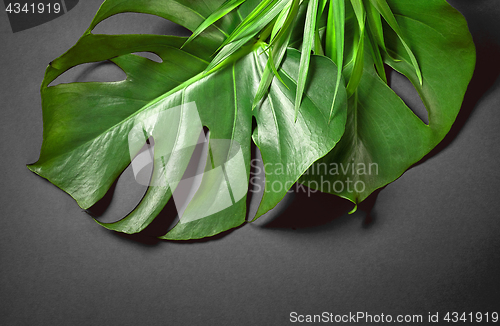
[28,0,347,239]
[29,0,475,239]
[299,0,475,207]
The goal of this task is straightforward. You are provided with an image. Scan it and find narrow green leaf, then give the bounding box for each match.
[366,27,387,83]
[206,0,291,72]
[267,0,299,55]
[231,0,274,36]
[364,0,385,51]
[28,0,475,241]
[301,0,474,206]
[324,0,335,61]
[257,18,277,43]
[294,0,319,121]
[182,0,247,48]
[253,42,290,103]
[270,1,292,41]
[368,0,422,84]
[212,0,273,55]
[205,34,257,73]
[313,28,324,55]
[345,37,365,96]
[326,0,345,122]
[346,0,366,96]
[251,38,290,109]
[350,0,364,21]
[267,47,290,87]
[219,0,288,50]
[250,49,347,221]
[313,0,328,55]
[252,0,300,108]
[205,37,250,71]
[252,53,276,108]
[318,0,328,15]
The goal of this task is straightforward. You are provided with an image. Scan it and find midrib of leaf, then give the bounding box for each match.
[252,49,331,152]
[170,89,187,162]
[212,60,241,170]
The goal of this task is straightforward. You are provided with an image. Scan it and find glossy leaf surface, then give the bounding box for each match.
[300,0,475,206]
[29,0,475,239]
[28,0,347,239]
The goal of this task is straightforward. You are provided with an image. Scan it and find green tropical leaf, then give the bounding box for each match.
[325,0,345,121]
[295,0,319,120]
[28,0,347,240]
[205,0,291,73]
[368,0,422,84]
[364,0,385,52]
[213,0,290,54]
[182,0,247,48]
[29,0,475,240]
[270,0,292,41]
[165,49,347,238]
[252,0,301,108]
[345,0,366,97]
[300,0,475,207]
[85,0,239,51]
[366,26,387,83]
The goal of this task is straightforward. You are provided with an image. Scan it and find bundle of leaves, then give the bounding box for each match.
[28,0,475,240]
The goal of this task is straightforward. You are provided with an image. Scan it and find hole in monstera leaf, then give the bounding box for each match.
[48,61,127,87]
[92,12,191,37]
[246,144,296,223]
[90,137,154,223]
[91,129,211,236]
[389,70,429,125]
[168,129,209,229]
[246,144,265,221]
[132,52,163,63]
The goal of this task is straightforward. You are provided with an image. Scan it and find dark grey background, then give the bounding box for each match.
[1,1,499,325]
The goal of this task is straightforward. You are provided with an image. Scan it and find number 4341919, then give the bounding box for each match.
[444,312,499,323]
[5,2,62,14]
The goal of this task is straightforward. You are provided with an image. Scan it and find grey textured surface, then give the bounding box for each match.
[1,1,499,325]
